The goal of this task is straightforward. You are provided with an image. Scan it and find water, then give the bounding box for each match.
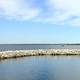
[0,56,80,80]
[0,44,80,51]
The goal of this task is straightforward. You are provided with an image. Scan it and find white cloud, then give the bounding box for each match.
[0,0,80,26]
[0,0,40,20]
[46,0,80,26]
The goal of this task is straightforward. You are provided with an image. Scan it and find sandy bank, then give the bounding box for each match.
[0,49,80,59]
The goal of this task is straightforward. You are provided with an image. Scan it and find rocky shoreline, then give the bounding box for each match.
[0,49,80,59]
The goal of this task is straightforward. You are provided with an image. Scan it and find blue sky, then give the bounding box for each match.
[0,0,80,44]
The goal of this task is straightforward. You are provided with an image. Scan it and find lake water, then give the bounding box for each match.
[0,44,80,51]
[0,56,80,80]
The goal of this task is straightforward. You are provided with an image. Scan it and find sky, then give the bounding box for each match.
[0,0,80,44]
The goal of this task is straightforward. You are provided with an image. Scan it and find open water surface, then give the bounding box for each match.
[0,44,80,51]
[0,56,80,80]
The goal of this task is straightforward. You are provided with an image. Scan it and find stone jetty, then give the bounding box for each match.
[0,49,80,59]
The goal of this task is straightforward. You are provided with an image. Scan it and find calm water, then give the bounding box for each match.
[0,56,80,80]
[0,44,80,51]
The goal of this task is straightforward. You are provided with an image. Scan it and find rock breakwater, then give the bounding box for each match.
[0,49,80,59]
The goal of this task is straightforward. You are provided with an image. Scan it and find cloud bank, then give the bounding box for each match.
[0,0,80,26]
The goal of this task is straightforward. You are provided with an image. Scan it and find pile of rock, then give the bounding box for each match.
[0,49,80,60]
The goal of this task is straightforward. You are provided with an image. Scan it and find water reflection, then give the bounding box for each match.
[0,56,80,80]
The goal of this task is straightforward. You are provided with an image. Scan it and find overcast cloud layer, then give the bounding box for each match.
[0,0,80,26]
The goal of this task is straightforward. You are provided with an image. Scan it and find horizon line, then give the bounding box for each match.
[0,43,80,45]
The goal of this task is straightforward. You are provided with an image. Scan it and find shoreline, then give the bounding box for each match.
[0,49,80,60]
